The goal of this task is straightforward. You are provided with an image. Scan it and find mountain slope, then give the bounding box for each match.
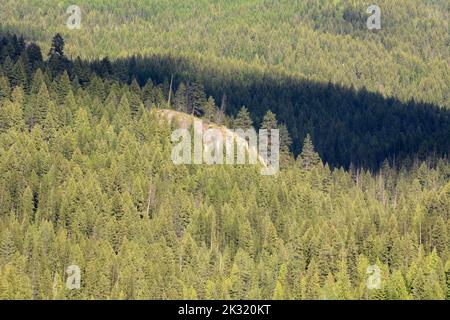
[1,72,449,299]
[1,0,448,108]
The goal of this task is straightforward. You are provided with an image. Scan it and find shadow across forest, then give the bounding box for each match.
[2,32,450,170]
[79,53,450,170]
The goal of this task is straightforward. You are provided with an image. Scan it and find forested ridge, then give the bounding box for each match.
[1,0,449,108]
[1,0,449,169]
[112,53,450,169]
[0,32,449,300]
[1,31,449,169]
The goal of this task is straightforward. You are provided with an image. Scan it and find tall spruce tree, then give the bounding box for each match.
[299,134,321,170]
[203,96,217,122]
[48,33,65,57]
[189,82,207,116]
[174,82,187,113]
[233,106,253,129]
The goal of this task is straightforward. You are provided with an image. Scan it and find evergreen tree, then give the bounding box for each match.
[203,96,217,122]
[11,59,28,90]
[299,134,321,170]
[174,82,187,112]
[233,106,253,129]
[260,110,278,130]
[30,68,45,93]
[189,82,207,116]
[48,34,65,57]
[0,75,11,100]
[0,32,447,301]
[0,100,24,132]
[0,230,16,264]
[27,82,51,128]
[57,71,71,104]
[272,281,284,300]
[386,270,411,300]
[279,124,292,153]
[2,56,14,84]
[25,43,43,69]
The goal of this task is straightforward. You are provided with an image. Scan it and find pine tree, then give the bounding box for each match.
[445,260,450,300]
[203,96,217,122]
[27,82,51,128]
[189,82,207,116]
[299,134,321,170]
[2,56,14,85]
[0,230,16,264]
[11,86,25,105]
[48,34,69,78]
[260,110,278,130]
[229,250,253,299]
[279,124,292,153]
[116,94,131,123]
[0,75,11,100]
[57,71,71,104]
[0,261,33,299]
[130,78,142,98]
[99,57,113,78]
[48,33,65,57]
[129,79,143,116]
[30,68,46,95]
[321,273,337,299]
[386,270,411,300]
[431,216,448,255]
[335,258,353,299]
[11,59,28,90]
[26,43,43,69]
[233,106,253,129]
[272,281,284,300]
[174,82,187,112]
[142,80,154,108]
[306,260,322,299]
[0,100,24,132]
[153,85,166,106]
[238,218,255,258]
[43,103,59,142]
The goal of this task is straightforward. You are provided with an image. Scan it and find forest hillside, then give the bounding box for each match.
[1,0,448,109]
[0,33,449,300]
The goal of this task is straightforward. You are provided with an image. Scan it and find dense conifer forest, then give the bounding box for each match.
[1,0,449,108]
[1,0,449,168]
[0,0,449,300]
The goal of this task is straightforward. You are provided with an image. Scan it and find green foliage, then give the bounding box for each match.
[2,0,448,109]
[299,134,321,170]
[203,96,217,122]
[233,106,253,129]
[0,23,448,300]
[2,33,449,170]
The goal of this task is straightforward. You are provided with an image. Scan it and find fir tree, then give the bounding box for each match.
[233,106,253,129]
[203,96,217,122]
[189,82,207,116]
[0,75,11,100]
[299,134,321,170]
[11,59,28,90]
[48,33,65,57]
[174,82,187,113]
[28,82,51,128]
[260,110,278,130]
